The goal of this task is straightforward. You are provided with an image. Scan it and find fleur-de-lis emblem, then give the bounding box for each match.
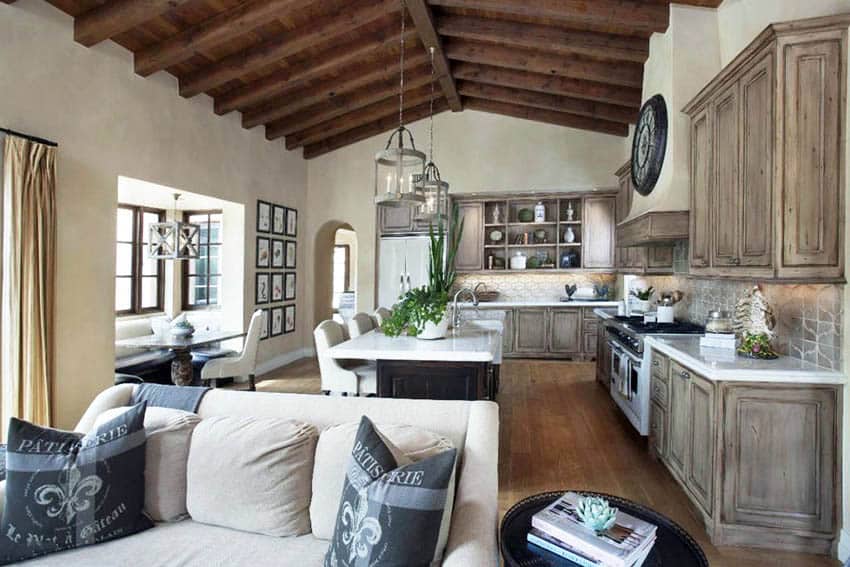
[33,464,103,524]
[341,489,382,563]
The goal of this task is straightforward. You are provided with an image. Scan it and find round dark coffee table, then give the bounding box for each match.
[500,491,708,567]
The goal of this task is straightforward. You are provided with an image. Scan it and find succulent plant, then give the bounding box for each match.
[575,497,618,533]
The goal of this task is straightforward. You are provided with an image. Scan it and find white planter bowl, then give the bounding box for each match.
[418,313,449,340]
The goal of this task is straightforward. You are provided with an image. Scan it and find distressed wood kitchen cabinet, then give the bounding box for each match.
[549,308,581,354]
[508,306,599,360]
[684,15,848,282]
[649,348,841,554]
[454,202,484,272]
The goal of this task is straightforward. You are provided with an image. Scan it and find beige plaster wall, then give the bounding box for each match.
[0,0,308,429]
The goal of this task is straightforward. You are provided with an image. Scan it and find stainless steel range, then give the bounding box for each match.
[605,316,704,435]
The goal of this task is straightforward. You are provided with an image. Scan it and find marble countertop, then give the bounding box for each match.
[593,308,617,320]
[328,321,503,363]
[645,336,845,384]
[461,300,620,308]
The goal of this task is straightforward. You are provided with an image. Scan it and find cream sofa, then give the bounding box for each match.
[7,386,499,566]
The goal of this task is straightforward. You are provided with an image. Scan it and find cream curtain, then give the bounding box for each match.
[0,135,56,440]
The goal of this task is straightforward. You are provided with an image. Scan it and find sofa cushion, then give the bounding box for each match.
[1,403,153,564]
[96,406,201,522]
[324,416,457,567]
[186,415,318,537]
[311,420,454,540]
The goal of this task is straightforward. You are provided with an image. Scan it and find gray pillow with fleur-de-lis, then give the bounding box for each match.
[324,416,457,567]
[0,402,153,564]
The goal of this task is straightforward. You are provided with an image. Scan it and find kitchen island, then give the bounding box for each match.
[327,320,502,401]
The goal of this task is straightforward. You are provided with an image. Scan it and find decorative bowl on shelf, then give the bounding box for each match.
[575,496,618,533]
[533,229,547,243]
[488,229,503,243]
[517,208,534,223]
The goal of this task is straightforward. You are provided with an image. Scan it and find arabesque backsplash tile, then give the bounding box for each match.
[454,273,617,302]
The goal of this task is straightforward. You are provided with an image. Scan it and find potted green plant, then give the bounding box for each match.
[630,286,655,313]
[382,207,464,340]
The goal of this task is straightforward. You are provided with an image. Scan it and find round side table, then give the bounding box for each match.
[500,491,708,567]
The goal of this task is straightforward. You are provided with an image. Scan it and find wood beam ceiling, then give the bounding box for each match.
[464,97,629,136]
[1,0,17,4]
[437,14,649,63]
[74,0,195,46]
[405,0,462,111]
[428,0,670,35]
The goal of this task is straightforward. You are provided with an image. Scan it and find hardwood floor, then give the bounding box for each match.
[254,357,840,567]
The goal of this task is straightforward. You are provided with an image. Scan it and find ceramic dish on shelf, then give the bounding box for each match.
[489,229,503,243]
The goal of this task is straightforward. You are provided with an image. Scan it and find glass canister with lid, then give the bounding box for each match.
[705,310,734,334]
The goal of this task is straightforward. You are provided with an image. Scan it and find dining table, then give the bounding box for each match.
[116,330,245,386]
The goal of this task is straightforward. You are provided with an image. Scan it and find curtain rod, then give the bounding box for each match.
[0,128,58,148]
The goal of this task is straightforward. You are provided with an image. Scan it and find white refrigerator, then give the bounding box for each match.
[377,236,431,308]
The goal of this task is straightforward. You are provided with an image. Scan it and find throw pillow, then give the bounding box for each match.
[0,402,153,564]
[324,416,457,567]
[186,415,318,537]
[311,421,455,540]
[95,406,202,522]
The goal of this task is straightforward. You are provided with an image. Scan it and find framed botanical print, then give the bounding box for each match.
[271,306,284,337]
[259,308,270,340]
[284,304,296,334]
[272,273,284,302]
[256,237,270,268]
[285,207,297,237]
[284,272,296,301]
[257,201,271,233]
[271,239,284,269]
[272,205,285,235]
[255,272,270,304]
[285,240,297,269]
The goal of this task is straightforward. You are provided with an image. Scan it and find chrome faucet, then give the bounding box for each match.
[452,287,479,329]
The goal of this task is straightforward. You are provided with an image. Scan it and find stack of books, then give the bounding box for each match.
[528,492,657,567]
[699,332,737,350]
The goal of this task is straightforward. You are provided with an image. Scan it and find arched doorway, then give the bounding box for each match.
[313,221,357,330]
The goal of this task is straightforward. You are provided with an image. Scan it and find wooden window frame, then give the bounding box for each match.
[182,209,223,310]
[116,204,165,316]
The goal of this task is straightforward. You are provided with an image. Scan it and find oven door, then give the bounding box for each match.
[609,341,626,387]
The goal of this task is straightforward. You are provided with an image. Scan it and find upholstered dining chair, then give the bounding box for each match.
[314,320,376,396]
[347,312,376,338]
[200,309,264,390]
[373,307,392,327]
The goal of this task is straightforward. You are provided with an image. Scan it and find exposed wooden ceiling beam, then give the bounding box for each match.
[457,80,637,125]
[241,52,430,129]
[303,99,449,159]
[437,14,649,63]
[281,84,435,149]
[262,69,433,138]
[179,0,398,98]
[134,0,311,77]
[1,0,17,4]
[453,62,641,108]
[214,29,418,115]
[445,38,643,88]
[464,97,628,136]
[429,0,669,35]
[75,0,196,47]
[405,0,462,111]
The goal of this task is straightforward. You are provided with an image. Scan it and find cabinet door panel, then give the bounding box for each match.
[690,107,713,269]
[739,52,774,267]
[596,331,610,385]
[502,309,514,354]
[647,246,674,273]
[650,400,667,459]
[667,362,690,481]
[549,309,581,354]
[687,373,715,516]
[454,202,484,271]
[712,83,740,266]
[782,39,842,269]
[582,196,616,269]
[379,206,414,234]
[515,308,548,353]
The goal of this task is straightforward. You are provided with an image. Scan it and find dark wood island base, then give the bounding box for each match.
[377,360,499,401]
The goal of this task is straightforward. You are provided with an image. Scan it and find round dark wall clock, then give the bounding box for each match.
[631,94,668,196]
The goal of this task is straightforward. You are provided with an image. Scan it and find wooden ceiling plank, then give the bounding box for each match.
[428,0,669,35]
[464,97,628,136]
[303,99,449,159]
[134,0,312,77]
[452,62,641,108]
[214,28,418,115]
[179,0,398,98]
[241,52,430,129]
[456,80,637,124]
[74,0,196,47]
[437,14,649,64]
[282,85,435,149]
[405,0,462,111]
[263,70,433,137]
[444,37,643,88]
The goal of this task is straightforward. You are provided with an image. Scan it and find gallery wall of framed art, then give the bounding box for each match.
[256,199,297,339]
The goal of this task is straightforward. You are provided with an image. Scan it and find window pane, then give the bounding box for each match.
[187,276,208,306]
[187,245,209,276]
[142,212,160,244]
[208,276,220,305]
[333,246,347,296]
[116,208,134,241]
[141,246,159,276]
[208,245,221,274]
[141,276,159,309]
[116,243,133,276]
[115,277,132,311]
[208,215,222,243]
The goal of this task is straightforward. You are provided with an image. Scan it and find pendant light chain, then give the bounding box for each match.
[428,46,435,163]
[398,0,405,134]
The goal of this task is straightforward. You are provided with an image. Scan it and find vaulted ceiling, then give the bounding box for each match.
[29,0,722,158]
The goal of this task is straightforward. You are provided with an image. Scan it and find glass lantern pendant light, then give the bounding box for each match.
[374,0,426,208]
[415,47,449,224]
[149,193,201,260]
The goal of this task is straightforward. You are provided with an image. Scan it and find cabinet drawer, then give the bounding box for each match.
[650,401,667,459]
[651,376,669,408]
[582,319,598,335]
[651,352,669,380]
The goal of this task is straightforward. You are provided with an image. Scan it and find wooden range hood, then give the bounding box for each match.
[616,210,689,247]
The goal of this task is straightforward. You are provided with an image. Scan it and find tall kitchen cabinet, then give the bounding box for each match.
[684,16,848,281]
